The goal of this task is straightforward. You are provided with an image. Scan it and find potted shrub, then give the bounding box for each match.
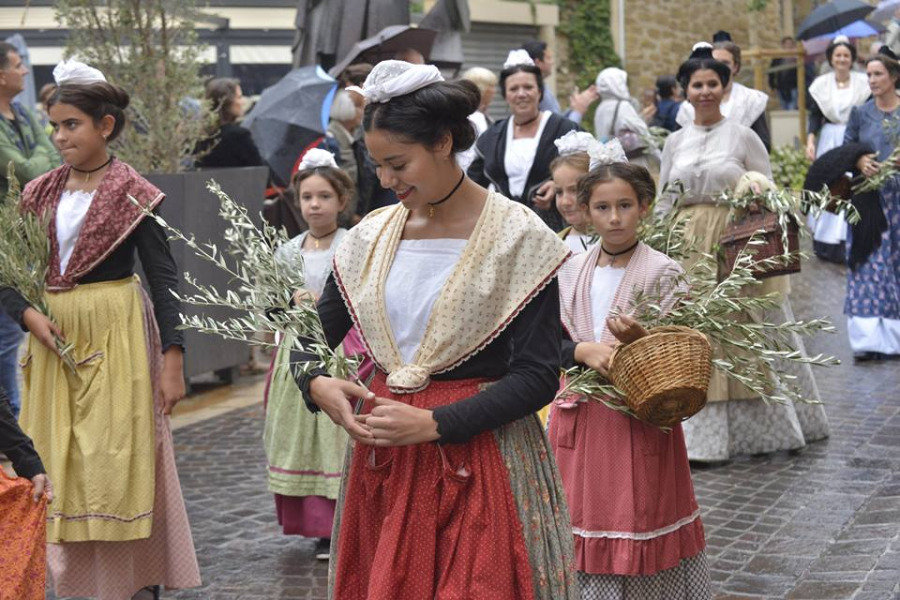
[56,0,269,382]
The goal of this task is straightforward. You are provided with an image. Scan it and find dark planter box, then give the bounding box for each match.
[141,166,269,381]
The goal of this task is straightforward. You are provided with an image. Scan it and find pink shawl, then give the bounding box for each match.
[558,241,685,345]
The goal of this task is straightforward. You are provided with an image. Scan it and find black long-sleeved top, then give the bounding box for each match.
[0,212,183,351]
[467,114,581,232]
[291,273,562,445]
[0,388,44,479]
[194,123,265,170]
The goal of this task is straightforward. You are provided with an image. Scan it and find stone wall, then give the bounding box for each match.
[621,0,785,98]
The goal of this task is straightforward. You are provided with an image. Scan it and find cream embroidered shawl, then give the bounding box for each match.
[333,192,570,394]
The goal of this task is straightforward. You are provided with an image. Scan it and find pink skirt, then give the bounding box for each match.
[548,399,705,576]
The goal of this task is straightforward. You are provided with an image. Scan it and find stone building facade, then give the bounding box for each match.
[557,0,797,105]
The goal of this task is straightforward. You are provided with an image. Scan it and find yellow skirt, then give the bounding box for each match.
[677,204,790,403]
[20,277,155,543]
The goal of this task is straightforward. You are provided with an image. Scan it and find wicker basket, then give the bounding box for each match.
[608,326,711,428]
[719,210,800,280]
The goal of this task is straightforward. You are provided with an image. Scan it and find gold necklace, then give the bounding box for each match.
[307,226,338,249]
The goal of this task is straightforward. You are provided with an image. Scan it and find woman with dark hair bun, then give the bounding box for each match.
[0,60,200,600]
[660,44,828,463]
[676,31,771,151]
[806,36,870,263]
[193,77,266,172]
[291,60,578,598]
[467,49,581,231]
[841,50,900,361]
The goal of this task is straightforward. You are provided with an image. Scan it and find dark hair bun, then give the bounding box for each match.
[48,81,131,142]
[363,78,481,153]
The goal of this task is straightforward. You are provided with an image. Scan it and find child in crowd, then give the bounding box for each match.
[549,143,711,600]
[262,149,371,560]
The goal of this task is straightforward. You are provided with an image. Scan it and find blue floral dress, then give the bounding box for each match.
[843,100,900,355]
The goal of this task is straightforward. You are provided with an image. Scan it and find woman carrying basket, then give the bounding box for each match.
[548,138,711,600]
[658,43,827,462]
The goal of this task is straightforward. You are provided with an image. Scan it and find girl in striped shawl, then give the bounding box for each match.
[548,148,711,600]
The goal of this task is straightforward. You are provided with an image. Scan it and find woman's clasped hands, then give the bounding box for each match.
[309,376,440,447]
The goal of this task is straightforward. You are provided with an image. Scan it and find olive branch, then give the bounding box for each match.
[129,180,357,381]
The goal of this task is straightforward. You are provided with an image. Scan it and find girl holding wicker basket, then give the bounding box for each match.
[548,137,711,599]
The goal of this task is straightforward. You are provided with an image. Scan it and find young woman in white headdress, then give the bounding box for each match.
[290,60,578,598]
[676,32,771,151]
[805,36,870,263]
[467,49,580,231]
[550,140,711,600]
[0,60,199,600]
[659,44,828,463]
[262,149,372,559]
[551,130,600,255]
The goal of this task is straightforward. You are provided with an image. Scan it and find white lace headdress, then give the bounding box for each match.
[53,59,107,85]
[346,60,444,104]
[298,148,338,170]
[588,139,628,170]
[554,130,600,157]
[503,49,535,70]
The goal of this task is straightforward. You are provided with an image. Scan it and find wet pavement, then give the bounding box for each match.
[50,252,900,599]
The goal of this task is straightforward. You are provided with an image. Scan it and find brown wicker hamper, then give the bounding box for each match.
[608,326,711,428]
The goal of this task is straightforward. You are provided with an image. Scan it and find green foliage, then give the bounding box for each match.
[747,0,768,11]
[55,0,214,174]
[769,145,810,191]
[0,164,75,368]
[556,0,620,90]
[131,180,358,381]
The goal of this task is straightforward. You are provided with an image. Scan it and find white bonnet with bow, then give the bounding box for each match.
[346,60,444,104]
[53,59,107,85]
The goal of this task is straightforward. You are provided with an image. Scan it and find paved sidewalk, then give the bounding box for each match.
[47,253,900,599]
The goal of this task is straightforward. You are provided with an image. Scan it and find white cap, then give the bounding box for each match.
[554,130,601,157]
[346,60,444,104]
[298,148,338,170]
[588,139,628,170]
[503,49,535,70]
[53,59,107,85]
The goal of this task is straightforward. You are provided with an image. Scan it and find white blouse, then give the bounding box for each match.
[56,189,96,275]
[385,238,468,364]
[504,110,551,199]
[590,265,627,341]
[658,118,772,214]
[273,229,347,297]
[565,232,597,255]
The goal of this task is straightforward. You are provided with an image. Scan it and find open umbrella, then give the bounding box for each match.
[802,20,886,55]
[328,25,438,78]
[797,0,875,40]
[242,66,337,187]
[869,0,900,24]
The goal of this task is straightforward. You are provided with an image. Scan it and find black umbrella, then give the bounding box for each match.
[242,66,337,187]
[796,0,875,40]
[328,25,438,78]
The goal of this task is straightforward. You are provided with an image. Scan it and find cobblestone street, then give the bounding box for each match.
[47,253,900,600]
